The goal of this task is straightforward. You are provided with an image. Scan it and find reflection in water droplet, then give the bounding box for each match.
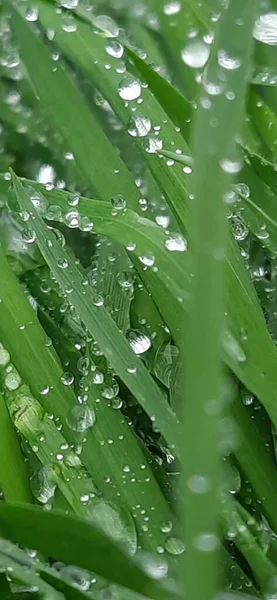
[111,195,126,210]
[218,50,241,70]
[94,15,119,38]
[163,1,181,15]
[164,536,185,555]
[127,330,151,354]
[106,40,124,58]
[146,137,163,153]
[181,40,210,68]
[67,405,96,432]
[165,233,187,252]
[128,114,151,137]
[138,253,155,266]
[118,76,141,101]
[253,13,277,46]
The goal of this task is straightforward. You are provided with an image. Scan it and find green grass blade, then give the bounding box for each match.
[0,386,32,503]
[11,170,181,457]
[0,503,177,600]
[182,4,258,600]
[7,0,141,209]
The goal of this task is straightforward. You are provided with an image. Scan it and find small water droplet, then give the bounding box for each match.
[218,49,241,70]
[163,1,181,16]
[94,15,119,38]
[61,372,74,386]
[111,194,126,210]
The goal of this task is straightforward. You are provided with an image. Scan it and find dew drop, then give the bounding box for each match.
[127,330,151,355]
[94,15,119,38]
[165,233,187,252]
[118,76,141,101]
[67,405,96,432]
[181,40,210,68]
[164,537,185,555]
[253,13,277,46]
[128,114,151,137]
[106,40,124,58]
[163,1,181,15]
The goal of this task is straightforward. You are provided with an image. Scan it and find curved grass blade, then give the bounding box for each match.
[0,504,178,600]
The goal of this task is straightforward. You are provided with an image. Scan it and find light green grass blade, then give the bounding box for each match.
[11,170,181,458]
[0,503,177,600]
[182,4,258,600]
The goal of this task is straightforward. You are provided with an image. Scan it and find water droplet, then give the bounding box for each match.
[22,228,36,244]
[61,0,79,8]
[61,372,74,386]
[31,465,57,504]
[163,1,181,15]
[138,253,155,267]
[127,330,151,354]
[165,233,187,252]
[181,40,210,68]
[5,370,21,391]
[218,49,241,70]
[136,553,168,579]
[94,15,119,38]
[161,521,172,534]
[0,344,10,366]
[65,211,80,228]
[128,114,151,137]
[253,13,277,46]
[92,370,104,384]
[60,566,91,592]
[25,6,39,21]
[118,76,141,101]
[146,137,163,153]
[231,216,248,241]
[111,195,126,210]
[57,258,69,269]
[106,40,124,58]
[101,375,119,399]
[67,405,96,432]
[220,157,242,174]
[193,533,219,552]
[164,537,185,555]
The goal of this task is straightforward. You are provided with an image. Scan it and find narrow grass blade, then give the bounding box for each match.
[0,504,177,600]
[0,385,31,503]
[182,4,258,600]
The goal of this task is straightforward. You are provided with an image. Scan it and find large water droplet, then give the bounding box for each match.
[128,114,151,137]
[94,15,119,38]
[127,330,151,354]
[31,465,57,504]
[66,405,96,432]
[218,50,241,70]
[106,40,124,58]
[118,76,141,101]
[164,537,185,555]
[181,40,210,68]
[165,233,187,252]
[163,1,181,15]
[253,13,277,46]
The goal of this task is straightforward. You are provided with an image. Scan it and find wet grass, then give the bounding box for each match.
[0,1,277,600]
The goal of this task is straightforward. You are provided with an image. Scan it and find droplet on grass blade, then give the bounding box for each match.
[118,76,141,101]
[128,114,151,137]
[253,13,277,45]
[127,330,151,354]
[66,405,96,432]
[181,40,210,68]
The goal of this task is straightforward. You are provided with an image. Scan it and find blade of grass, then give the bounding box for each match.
[182,5,258,600]
[0,245,178,551]
[11,170,181,457]
[0,384,32,503]
[0,503,178,600]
